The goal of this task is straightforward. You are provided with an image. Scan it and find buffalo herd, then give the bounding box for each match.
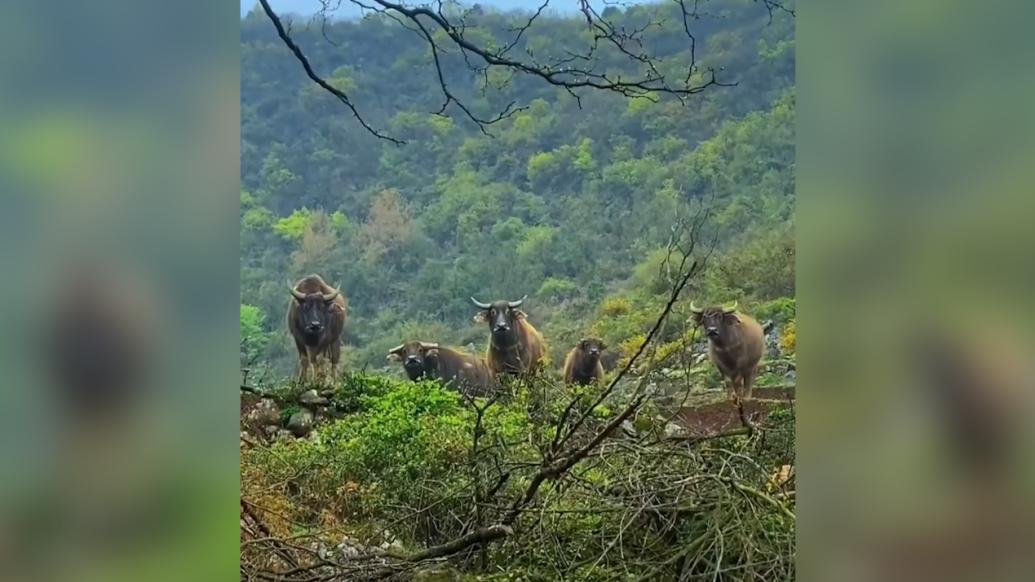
[287,274,765,401]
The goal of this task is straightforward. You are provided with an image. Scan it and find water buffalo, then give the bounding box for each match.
[563,337,606,386]
[690,301,764,400]
[287,274,347,383]
[387,341,494,396]
[471,295,546,376]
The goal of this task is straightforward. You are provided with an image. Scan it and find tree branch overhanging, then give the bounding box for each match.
[257,0,402,144]
[255,0,799,141]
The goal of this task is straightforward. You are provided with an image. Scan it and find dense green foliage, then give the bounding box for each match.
[240,0,794,379]
[241,374,796,579]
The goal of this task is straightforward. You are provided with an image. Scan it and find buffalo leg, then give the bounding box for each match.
[723,375,737,399]
[309,352,323,384]
[327,342,341,383]
[297,355,310,383]
[726,375,743,403]
[301,344,321,384]
[294,336,311,383]
[743,366,759,400]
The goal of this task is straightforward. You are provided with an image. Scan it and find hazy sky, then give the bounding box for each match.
[241,0,607,18]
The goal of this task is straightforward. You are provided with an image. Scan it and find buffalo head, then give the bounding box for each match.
[690,300,740,342]
[290,285,340,335]
[471,295,527,344]
[579,337,606,359]
[387,341,440,381]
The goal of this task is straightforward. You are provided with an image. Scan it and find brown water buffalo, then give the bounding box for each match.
[471,295,546,376]
[287,274,347,383]
[690,301,764,400]
[563,337,606,386]
[387,341,494,396]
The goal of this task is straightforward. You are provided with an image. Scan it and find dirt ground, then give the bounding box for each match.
[670,385,795,437]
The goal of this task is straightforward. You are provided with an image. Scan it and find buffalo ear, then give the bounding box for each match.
[473,311,488,323]
[690,312,703,324]
[726,313,742,325]
[513,309,527,319]
[386,353,401,362]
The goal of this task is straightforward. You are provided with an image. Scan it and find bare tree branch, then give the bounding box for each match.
[254,0,800,140]
[257,0,402,144]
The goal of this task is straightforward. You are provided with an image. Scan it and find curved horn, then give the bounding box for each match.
[418,341,439,350]
[470,296,491,309]
[321,287,340,302]
[507,294,527,308]
[722,300,738,314]
[689,301,703,314]
[387,344,406,355]
[290,286,307,301]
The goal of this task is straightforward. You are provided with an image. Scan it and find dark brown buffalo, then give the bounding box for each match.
[563,337,606,386]
[690,300,764,400]
[387,341,494,396]
[287,274,347,382]
[471,295,546,376]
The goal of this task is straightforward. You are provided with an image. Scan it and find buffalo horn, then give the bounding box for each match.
[722,300,738,314]
[290,286,307,301]
[689,301,703,314]
[507,294,527,308]
[387,344,406,355]
[470,296,491,309]
[419,342,439,350]
[321,288,340,302]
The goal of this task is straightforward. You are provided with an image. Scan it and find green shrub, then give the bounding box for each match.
[242,370,795,578]
[753,296,796,324]
[240,303,269,365]
[537,277,579,300]
[599,295,631,317]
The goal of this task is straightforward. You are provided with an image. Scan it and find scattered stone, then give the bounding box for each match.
[663,421,685,439]
[378,538,404,553]
[335,539,363,559]
[243,398,281,429]
[299,389,330,408]
[765,324,783,358]
[619,419,638,439]
[286,409,315,437]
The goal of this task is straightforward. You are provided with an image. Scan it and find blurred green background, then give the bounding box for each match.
[799,0,1035,580]
[0,0,1032,579]
[0,1,238,579]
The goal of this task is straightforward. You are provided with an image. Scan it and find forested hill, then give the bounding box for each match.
[240,0,796,376]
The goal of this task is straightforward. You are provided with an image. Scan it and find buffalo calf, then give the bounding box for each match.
[563,337,606,386]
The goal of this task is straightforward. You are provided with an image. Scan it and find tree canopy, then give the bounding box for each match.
[241,0,795,376]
